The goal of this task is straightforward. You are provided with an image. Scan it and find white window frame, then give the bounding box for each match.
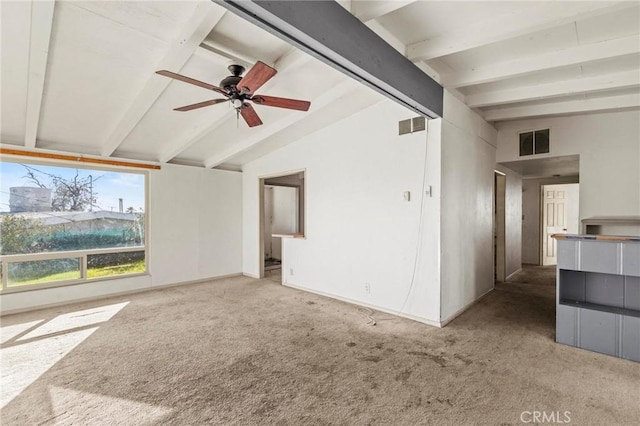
[0,158,149,293]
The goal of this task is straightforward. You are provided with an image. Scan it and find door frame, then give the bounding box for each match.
[494,171,506,282]
[538,182,579,266]
[258,168,306,279]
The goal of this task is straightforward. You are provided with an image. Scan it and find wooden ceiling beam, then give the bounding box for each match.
[100,3,226,157]
[467,70,640,108]
[443,35,639,88]
[483,93,640,122]
[408,2,635,62]
[24,0,55,149]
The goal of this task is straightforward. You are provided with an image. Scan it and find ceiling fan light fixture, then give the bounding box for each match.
[156,60,310,127]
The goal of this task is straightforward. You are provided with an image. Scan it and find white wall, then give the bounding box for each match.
[521,177,579,264]
[266,185,298,260]
[0,164,243,313]
[242,92,500,326]
[564,184,580,234]
[271,186,298,235]
[440,92,499,322]
[242,98,443,324]
[497,110,640,235]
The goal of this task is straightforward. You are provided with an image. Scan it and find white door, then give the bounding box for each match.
[542,186,569,265]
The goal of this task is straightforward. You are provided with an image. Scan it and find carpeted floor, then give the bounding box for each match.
[1,266,639,425]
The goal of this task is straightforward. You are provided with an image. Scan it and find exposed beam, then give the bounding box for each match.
[408,2,635,62]
[204,79,358,168]
[365,20,405,54]
[168,1,411,164]
[443,35,639,88]
[24,0,55,149]
[352,0,416,23]
[100,3,226,157]
[483,93,640,122]
[467,70,640,108]
[214,0,443,118]
[363,20,475,102]
[199,40,257,70]
[158,109,233,163]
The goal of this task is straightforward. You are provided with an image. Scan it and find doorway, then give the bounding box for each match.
[259,171,305,280]
[540,183,579,265]
[494,171,506,281]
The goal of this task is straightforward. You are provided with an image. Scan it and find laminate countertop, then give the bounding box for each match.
[552,234,640,242]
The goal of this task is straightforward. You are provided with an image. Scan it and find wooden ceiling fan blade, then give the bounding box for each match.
[237,61,277,94]
[174,98,229,112]
[240,104,263,127]
[252,95,311,111]
[156,70,228,96]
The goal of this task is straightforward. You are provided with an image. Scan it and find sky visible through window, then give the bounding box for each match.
[0,162,145,213]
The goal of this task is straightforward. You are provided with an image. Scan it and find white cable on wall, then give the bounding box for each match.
[399,119,430,315]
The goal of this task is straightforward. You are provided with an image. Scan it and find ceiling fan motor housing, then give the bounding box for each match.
[220,64,246,92]
[219,75,242,92]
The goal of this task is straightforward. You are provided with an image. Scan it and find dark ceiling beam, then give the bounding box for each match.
[212,0,443,119]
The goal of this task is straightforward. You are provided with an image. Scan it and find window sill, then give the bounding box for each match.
[0,272,150,295]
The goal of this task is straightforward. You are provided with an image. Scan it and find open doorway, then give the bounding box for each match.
[494,171,506,281]
[259,171,305,281]
[498,154,580,267]
[540,183,579,265]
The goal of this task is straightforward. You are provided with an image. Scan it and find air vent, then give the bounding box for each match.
[399,116,427,135]
[412,116,426,132]
[398,119,412,135]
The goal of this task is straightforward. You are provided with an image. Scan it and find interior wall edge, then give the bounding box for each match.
[440,287,494,327]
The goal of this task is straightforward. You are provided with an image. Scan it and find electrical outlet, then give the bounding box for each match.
[290,268,294,276]
[365,283,370,294]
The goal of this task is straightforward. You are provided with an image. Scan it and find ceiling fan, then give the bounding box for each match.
[156,61,311,127]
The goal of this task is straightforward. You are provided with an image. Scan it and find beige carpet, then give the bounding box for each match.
[1,266,639,425]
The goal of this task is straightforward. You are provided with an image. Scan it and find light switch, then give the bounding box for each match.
[425,185,432,197]
[404,191,411,202]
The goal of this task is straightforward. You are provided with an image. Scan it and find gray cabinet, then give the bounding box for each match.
[555,237,640,362]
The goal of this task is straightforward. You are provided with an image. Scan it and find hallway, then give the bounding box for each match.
[496,265,558,338]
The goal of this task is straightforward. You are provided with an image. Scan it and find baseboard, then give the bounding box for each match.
[439,287,494,327]
[282,281,441,328]
[243,272,260,279]
[505,268,523,281]
[0,273,243,317]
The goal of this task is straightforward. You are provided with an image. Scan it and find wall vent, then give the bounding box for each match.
[412,116,426,132]
[399,117,426,135]
[398,119,412,135]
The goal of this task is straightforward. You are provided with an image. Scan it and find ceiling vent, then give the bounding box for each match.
[399,116,426,135]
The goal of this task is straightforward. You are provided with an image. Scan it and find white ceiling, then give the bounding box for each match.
[499,155,580,179]
[1,0,639,170]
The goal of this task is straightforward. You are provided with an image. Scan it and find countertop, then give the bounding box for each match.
[552,233,640,242]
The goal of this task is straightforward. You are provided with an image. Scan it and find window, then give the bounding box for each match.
[519,129,550,156]
[0,161,146,291]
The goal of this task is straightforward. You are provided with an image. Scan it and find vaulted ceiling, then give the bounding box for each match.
[1,1,639,170]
